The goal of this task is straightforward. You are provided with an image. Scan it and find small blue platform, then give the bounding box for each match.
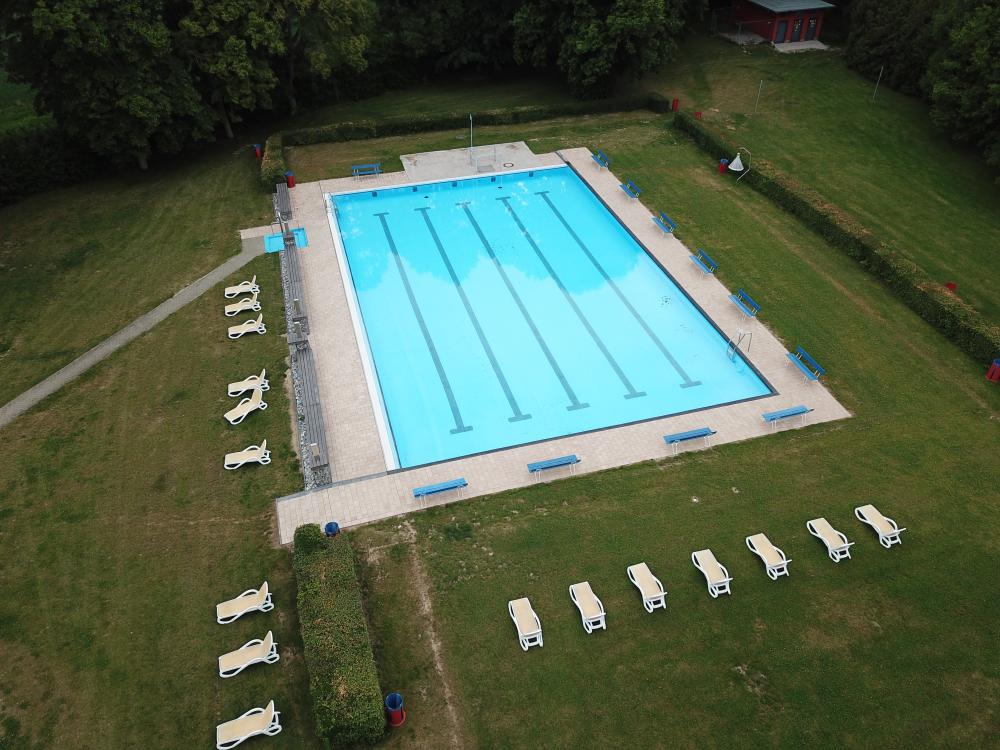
[264,227,308,253]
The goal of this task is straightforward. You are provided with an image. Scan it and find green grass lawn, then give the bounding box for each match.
[642,36,1000,324]
[0,71,48,132]
[0,255,322,749]
[305,122,1000,747]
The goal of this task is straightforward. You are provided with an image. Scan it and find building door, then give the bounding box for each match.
[776,19,788,43]
[805,16,818,40]
[791,17,803,41]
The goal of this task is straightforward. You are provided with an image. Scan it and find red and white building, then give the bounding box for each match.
[731,0,833,45]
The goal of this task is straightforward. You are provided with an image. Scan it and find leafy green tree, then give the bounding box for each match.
[513,0,687,96]
[844,0,936,96]
[926,1,1000,175]
[2,0,213,169]
[177,0,284,138]
[278,0,375,113]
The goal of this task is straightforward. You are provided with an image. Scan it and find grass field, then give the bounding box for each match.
[1,50,997,749]
[0,254,326,749]
[640,36,1000,325]
[308,121,998,747]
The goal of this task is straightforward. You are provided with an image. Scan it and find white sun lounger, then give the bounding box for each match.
[224,275,259,299]
[228,369,269,397]
[224,291,261,317]
[219,631,280,678]
[745,533,791,580]
[692,549,733,598]
[627,562,667,612]
[224,387,267,425]
[569,581,606,633]
[216,699,281,749]
[228,314,266,339]
[855,504,906,548]
[807,517,854,562]
[508,597,543,651]
[216,581,273,624]
[223,440,270,470]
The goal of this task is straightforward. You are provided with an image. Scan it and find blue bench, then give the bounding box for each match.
[591,149,611,168]
[412,477,467,499]
[527,454,579,475]
[762,405,813,430]
[620,180,641,199]
[653,212,677,233]
[663,427,716,454]
[729,288,760,319]
[691,248,717,275]
[351,162,382,178]
[786,346,826,381]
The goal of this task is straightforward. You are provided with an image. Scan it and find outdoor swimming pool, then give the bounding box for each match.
[329,165,772,469]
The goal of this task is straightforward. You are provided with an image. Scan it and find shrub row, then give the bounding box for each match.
[673,111,1000,365]
[0,123,101,207]
[282,93,669,148]
[259,133,288,190]
[292,524,385,747]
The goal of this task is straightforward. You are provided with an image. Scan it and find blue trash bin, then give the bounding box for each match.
[324,521,340,537]
[385,692,405,727]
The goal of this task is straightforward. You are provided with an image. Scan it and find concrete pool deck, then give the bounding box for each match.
[267,143,850,544]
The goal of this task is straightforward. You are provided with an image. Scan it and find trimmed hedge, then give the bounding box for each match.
[673,111,1000,365]
[0,123,101,207]
[293,524,385,747]
[259,133,288,190]
[282,94,667,148]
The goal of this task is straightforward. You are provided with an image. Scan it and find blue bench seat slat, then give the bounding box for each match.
[762,405,812,423]
[729,288,760,318]
[352,162,382,176]
[591,150,611,167]
[527,454,579,473]
[787,346,825,381]
[413,477,467,498]
[663,427,716,444]
[691,248,717,274]
[620,180,641,198]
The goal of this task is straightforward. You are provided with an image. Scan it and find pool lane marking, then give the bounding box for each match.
[497,196,646,401]
[536,190,702,389]
[458,202,589,412]
[416,207,531,423]
[374,212,472,434]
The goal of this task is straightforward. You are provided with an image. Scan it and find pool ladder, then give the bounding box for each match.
[727,328,753,360]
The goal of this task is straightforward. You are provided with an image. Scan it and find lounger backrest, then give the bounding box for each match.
[858,505,893,534]
[629,563,660,597]
[748,534,782,566]
[261,630,274,652]
[257,581,269,603]
[510,598,538,634]
[812,518,842,545]
[694,550,726,583]
[572,582,602,617]
[258,440,267,453]
[249,388,262,408]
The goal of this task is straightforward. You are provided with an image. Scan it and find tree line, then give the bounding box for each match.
[1,0,702,169]
[844,0,999,176]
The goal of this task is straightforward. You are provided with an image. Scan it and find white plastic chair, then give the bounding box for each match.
[855,504,906,548]
[216,699,280,749]
[569,582,606,633]
[219,631,280,678]
[216,582,273,625]
[807,518,854,562]
[508,598,543,651]
[627,563,667,612]
[745,533,791,580]
[692,549,733,598]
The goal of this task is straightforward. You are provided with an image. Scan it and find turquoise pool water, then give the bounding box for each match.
[330,165,772,468]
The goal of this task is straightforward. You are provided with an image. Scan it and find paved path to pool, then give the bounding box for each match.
[0,242,266,430]
[271,145,851,544]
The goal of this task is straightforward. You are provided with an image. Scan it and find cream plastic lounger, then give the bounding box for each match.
[691,549,733,598]
[807,517,854,562]
[216,699,280,750]
[224,291,261,317]
[855,504,906,548]
[228,369,269,397]
[219,630,279,678]
[224,387,267,425]
[627,562,667,613]
[745,533,791,580]
[228,314,266,339]
[569,581,606,633]
[508,597,543,651]
[217,581,273,624]
[224,275,259,299]
[224,440,270,470]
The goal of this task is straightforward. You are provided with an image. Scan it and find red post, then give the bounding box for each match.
[253,144,262,159]
[695,111,702,120]
[987,359,1000,382]
[944,281,957,292]
[671,98,679,112]
[285,171,296,188]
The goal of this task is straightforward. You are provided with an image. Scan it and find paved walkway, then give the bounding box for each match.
[0,242,265,430]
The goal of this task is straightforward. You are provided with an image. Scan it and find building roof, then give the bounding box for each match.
[747,0,834,11]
